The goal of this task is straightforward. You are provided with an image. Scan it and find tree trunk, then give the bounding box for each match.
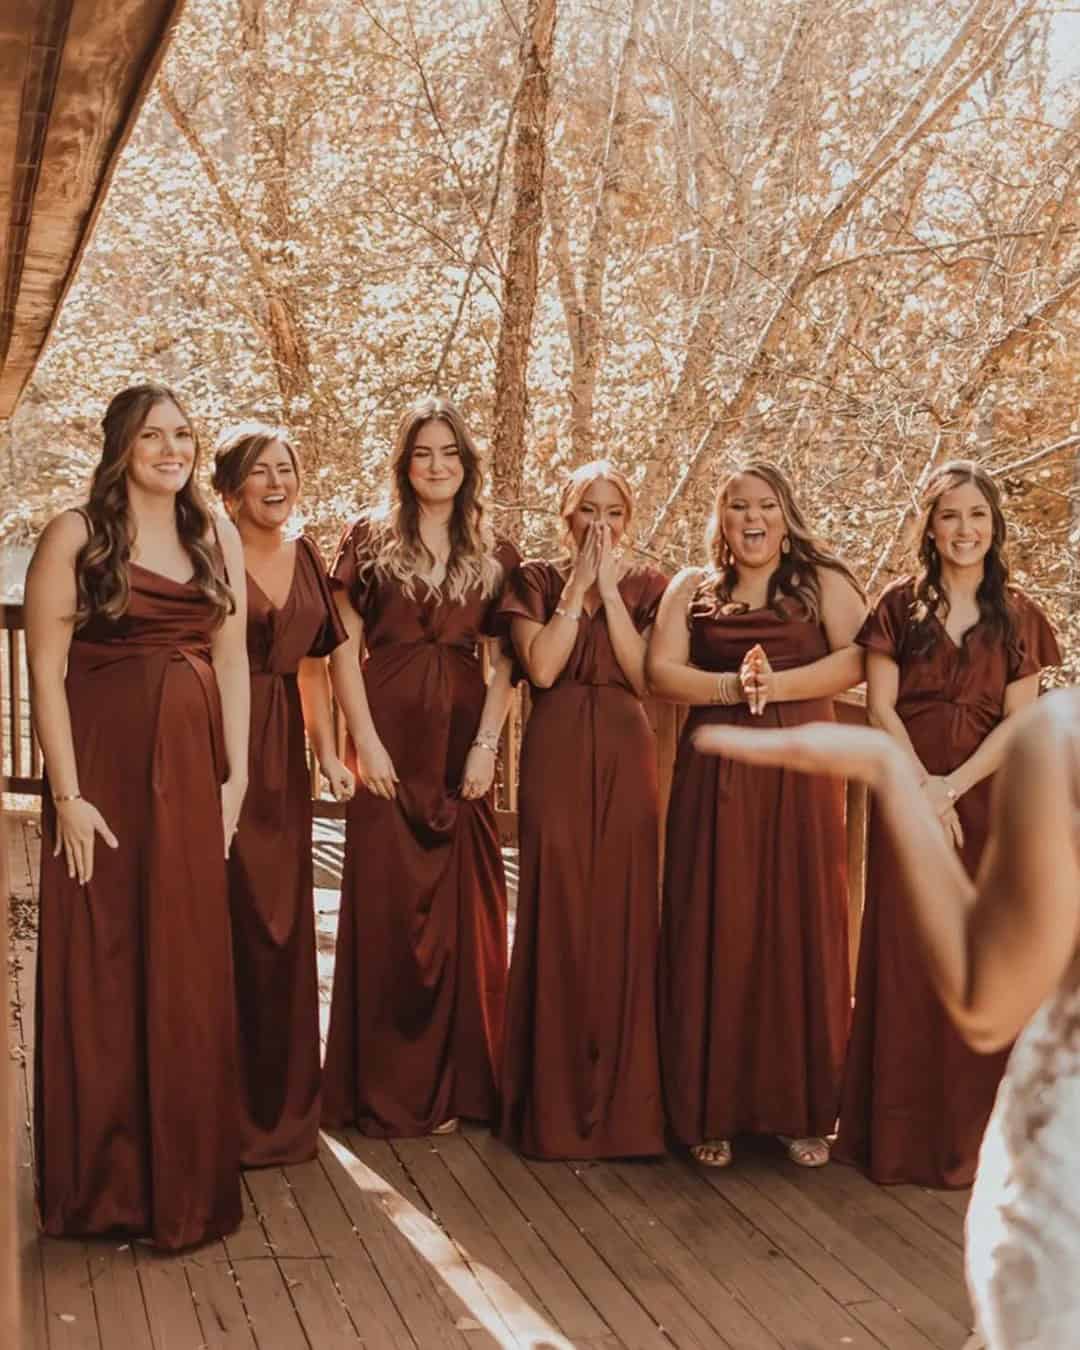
[490,0,558,511]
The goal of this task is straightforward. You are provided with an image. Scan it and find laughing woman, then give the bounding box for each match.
[498,461,668,1159]
[647,461,865,1171]
[834,460,1059,1188]
[213,423,354,1167]
[322,397,519,1137]
[26,383,248,1248]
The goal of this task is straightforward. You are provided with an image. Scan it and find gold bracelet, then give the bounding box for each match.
[52,791,83,804]
[471,733,500,754]
[554,604,582,621]
[713,673,739,705]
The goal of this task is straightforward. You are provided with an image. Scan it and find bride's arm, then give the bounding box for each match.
[693,691,1080,1051]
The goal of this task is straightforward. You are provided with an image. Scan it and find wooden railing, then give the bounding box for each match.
[2,604,868,979]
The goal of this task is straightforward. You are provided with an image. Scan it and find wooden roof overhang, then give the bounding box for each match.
[0,0,186,419]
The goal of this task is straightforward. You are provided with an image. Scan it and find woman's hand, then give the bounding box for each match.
[692,718,902,790]
[356,733,399,799]
[740,643,774,716]
[222,776,247,856]
[53,797,119,885]
[943,806,965,851]
[321,756,356,803]
[595,524,621,603]
[460,744,496,800]
[922,775,959,819]
[568,522,600,596]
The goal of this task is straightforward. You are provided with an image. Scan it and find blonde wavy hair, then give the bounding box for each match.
[557,459,635,559]
[74,383,234,627]
[362,397,502,603]
[703,459,862,621]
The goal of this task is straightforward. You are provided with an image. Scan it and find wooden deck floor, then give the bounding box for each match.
[6,814,977,1350]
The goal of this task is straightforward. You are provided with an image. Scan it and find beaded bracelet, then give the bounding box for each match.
[471,732,500,754]
[555,604,582,621]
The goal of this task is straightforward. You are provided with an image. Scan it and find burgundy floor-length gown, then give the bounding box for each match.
[498,561,668,1159]
[835,580,1060,1187]
[229,537,346,1166]
[322,519,519,1137]
[658,578,851,1149]
[36,555,241,1250]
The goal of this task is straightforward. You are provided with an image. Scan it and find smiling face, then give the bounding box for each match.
[721,472,787,570]
[407,418,465,508]
[232,439,299,530]
[125,399,196,498]
[927,479,994,571]
[567,476,630,551]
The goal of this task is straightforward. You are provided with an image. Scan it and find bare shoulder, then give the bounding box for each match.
[818,563,864,606]
[665,565,707,599]
[31,509,89,567]
[211,510,241,550]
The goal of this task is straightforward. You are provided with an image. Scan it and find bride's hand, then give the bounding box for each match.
[692,719,909,793]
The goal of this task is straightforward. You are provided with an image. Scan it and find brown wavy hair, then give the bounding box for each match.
[703,459,862,620]
[211,420,300,508]
[74,383,234,627]
[361,396,502,603]
[904,459,1017,659]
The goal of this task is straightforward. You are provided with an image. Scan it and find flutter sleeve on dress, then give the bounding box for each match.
[495,559,554,628]
[632,567,669,633]
[330,516,377,623]
[856,581,912,660]
[1008,592,1062,682]
[301,537,349,658]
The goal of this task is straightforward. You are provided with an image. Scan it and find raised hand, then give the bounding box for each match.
[739,643,774,716]
[595,523,620,603]
[568,522,600,596]
[692,719,896,789]
[54,796,119,885]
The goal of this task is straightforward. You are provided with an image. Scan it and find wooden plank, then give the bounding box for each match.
[607,1156,880,1350]
[245,1169,319,1260]
[285,1156,413,1349]
[184,1241,256,1349]
[737,1160,970,1350]
[132,1244,204,1350]
[85,1242,153,1350]
[317,1132,472,1350]
[277,1259,358,1349]
[792,1161,971,1324]
[436,1131,608,1342]
[14,1060,47,1349]
[464,1130,670,1350]
[39,1235,100,1350]
[391,1135,571,1349]
[223,1180,311,1350]
[887,1186,966,1249]
[847,1298,941,1349]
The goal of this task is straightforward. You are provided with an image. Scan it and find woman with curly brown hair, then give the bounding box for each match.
[25,383,249,1248]
[834,459,1059,1188]
[322,396,519,1138]
[212,422,353,1168]
[647,460,865,1170]
[497,461,668,1159]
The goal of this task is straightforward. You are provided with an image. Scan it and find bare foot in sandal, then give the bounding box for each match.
[690,1139,732,1168]
[431,1117,459,1135]
[778,1135,829,1167]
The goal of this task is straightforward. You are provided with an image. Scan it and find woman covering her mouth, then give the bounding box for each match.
[646,460,866,1171]
[833,459,1059,1188]
[212,422,356,1167]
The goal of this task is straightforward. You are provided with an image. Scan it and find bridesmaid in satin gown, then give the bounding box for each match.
[693,682,1080,1349]
[498,461,667,1159]
[322,397,519,1138]
[26,383,249,1249]
[835,461,1060,1187]
[647,460,865,1171]
[213,423,355,1167]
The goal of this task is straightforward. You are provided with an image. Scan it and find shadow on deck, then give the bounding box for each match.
[6,814,975,1350]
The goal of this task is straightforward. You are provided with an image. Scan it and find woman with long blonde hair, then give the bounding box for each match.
[213,422,354,1167]
[498,461,668,1159]
[322,396,519,1136]
[647,460,865,1170]
[25,382,249,1247]
[834,460,1059,1187]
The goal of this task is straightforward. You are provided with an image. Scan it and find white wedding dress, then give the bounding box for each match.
[966,968,1080,1348]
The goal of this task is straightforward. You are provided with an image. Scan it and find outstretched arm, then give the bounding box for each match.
[692,692,1080,1051]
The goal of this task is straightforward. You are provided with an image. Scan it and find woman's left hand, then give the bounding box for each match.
[221,776,247,857]
[460,744,496,800]
[322,756,356,803]
[740,643,774,715]
[596,524,621,603]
